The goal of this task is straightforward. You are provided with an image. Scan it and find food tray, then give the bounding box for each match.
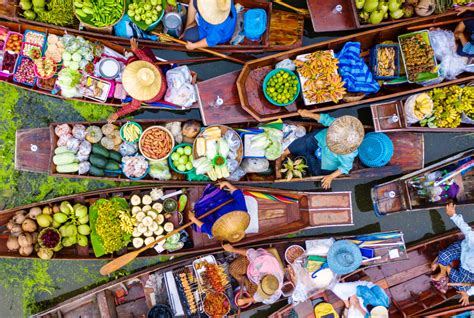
[192,254,217,286]
[173,266,201,317]
[13,56,36,87]
[20,42,42,58]
[0,26,8,50]
[80,75,112,102]
[36,76,57,92]
[23,30,47,51]
[398,30,439,84]
[0,51,18,76]
[4,31,23,54]
[370,44,400,80]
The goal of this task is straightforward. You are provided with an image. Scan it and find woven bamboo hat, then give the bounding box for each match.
[122,61,163,101]
[197,0,231,25]
[211,211,250,243]
[256,274,279,300]
[326,116,364,155]
[370,306,389,318]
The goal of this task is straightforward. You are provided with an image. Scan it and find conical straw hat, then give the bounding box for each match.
[122,61,163,101]
[256,274,279,300]
[211,210,250,243]
[197,0,231,25]
[326,115,364,155]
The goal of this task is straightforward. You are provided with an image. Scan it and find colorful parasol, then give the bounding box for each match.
[243,191,298,204]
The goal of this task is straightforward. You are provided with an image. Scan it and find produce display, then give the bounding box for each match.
[44,34,65,63]
[24,31,46,48]
[356,0,437,25]
[20,0,76,27]
[170,144,194,173]
[399,32,437,82]
[74,0,124,28]
[373,45,397,78]
[5,33,22,54]
[0,51,17,74]
[121,121,142,143]
[139,126,174,161]
[34,57,56,78]
[13,57,36,86]
[295,51,346,104]
[26,45,42,60]
[128,0,163,28]
[264,69,300,106]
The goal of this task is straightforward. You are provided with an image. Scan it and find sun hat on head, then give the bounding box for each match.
[211,210,250,243]
[197,0,232,25]
[256,274,279,300]
[122,61,164,101]
[370,306,389,318]
[327,240,362,275]
[326,115,365,155]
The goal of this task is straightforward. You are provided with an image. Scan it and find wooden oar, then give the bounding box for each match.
[272,0,309,16]
[99,198,234,275]
[152,32,245,65]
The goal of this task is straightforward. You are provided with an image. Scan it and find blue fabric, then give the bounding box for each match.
[192,185,248,237]
[356,285,390,313]
[287,130,332,176]
[195,0,237,46]
[462,42,474,56]
[336,42,380,94]
[437,239,474,291]
[449,266,474,291]
[182,26,201,42]
[113,15,158,40]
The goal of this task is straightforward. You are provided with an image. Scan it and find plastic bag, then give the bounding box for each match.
[241,158,269,173]
[282,124,306,150]
[119,142,138,156]
[227,159,240,174]
[227,167,246,181]
[164,66,196,107]
[149,160,172,180]
[225,130,241,151]
[429,29,468,80]
[276,58,296,71]
[165,122,182,144]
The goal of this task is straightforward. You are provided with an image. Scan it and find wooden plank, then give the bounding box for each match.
[15,128,51,173]
[307,0,358,32]
[268,10,304,50]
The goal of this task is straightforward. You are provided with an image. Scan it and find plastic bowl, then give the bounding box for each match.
[33,57,57,80]
[123,162,150,181]
[139,126,175,161]
[120,121,143,144]
[263,68,300,107]
[168,143,195,175]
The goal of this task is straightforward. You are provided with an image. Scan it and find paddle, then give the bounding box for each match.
[152,32,245,65]
[272,0,309,16]
[99,198,234,275]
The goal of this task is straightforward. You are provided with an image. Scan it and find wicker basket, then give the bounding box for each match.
[74,0,126,33]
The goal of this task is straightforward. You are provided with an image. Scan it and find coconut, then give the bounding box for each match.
[19,245,34,257]
[37,247,54,260]
[18,233,33,247]
[6,236,20,251]
[22,219,38,232]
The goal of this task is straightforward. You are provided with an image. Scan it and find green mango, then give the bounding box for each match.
[356,0,365,9]
[363,0,379,12]
[390,8,404,19]
[369,9,385,24]
[388,0,402,12]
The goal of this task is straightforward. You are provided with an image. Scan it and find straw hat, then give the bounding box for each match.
[197,0,231,25]
[256,274,279,300]
[122,61,163,101]
[211,210,250,243]
[326,116,364,155]
[370,306,389,318]
[327,240,362,275]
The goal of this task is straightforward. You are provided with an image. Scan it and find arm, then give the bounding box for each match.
[222,243,247,256]
[321,170,343,190]
[446,203,474,245]
[454,21,469,46]
[107,100,141,123]
[188,211,204,228]
[458,290,471,306]
[186,38,209,50]
[218,181,238,193]
[130,38,154,63]
[184,0,197,29]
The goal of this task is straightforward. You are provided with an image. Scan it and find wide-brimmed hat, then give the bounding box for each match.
[197,0,231,25]
[122,61,163,101]
[256,274,279,300]
[326,116,364,155]
[211,210,250,243]
[370,306,389,318]
[327,240,362,275]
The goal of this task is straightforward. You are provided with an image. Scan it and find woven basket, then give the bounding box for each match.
[74,0,126,32]
[228,256,257,295]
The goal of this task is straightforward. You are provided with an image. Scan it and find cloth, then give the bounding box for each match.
[437,239,474,293]
[192,184,248,236]
[289,114,358,175]
[193,0,237,47]
[113,15,158,41]
[288,130,332,176]
[450,214,474,273]
[246,248,284,304]
[336,42,380,94]
[457,14,474,57]
[182,25,201,42]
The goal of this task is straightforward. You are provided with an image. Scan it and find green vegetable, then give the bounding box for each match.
[35,0,76,27]
[20,0,33,10]
[105,160,120,170]
[56,163,80,173]
[75,8,87,16]
[92,143,109,158]
[55,146,71,155]
[178,194,187,212]
[108,150,122,162]
[89,154,107,168]
[53,152,77,165]
[23,10,37,19]
[89,165,105,176]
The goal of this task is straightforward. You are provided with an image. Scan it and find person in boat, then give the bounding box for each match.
[454,6,474,57]
[188,181,250,243]
[107,38,166,123]
[432,203,474,306]
[180,0,237,50]
[282,109,365,189]
[223,243,284,306]
[331,280,390,318]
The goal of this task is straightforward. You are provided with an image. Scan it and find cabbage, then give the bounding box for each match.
[265,142,282,160]
[72,52,82,62]
[192,157,212,175]
[57,68,82,96]
[69,61,80,70]
[250,133,270,150]
[62,51,72,61]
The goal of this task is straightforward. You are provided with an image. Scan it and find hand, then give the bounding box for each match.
[185,41,196,50]
[456,6,467,15]
[130,38,139,51]
[349,294,359,307]
[187,211,197,223]
[218,181,232,189]
[321,175,334,189]
[446,202,456,217]
[222,243,234,252]
[458,291,470,306]
[237,297,254,307]
[107,113,119,124]
[297,109,313,118]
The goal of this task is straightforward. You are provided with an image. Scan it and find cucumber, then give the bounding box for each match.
[105,160,120,171]
[54,146,71,155]
[92,143,109,158]
[108,150,122,162]
[53,153,77,165]
[89,165,105,177]
[56,163,79,173]
[89,154,107,168]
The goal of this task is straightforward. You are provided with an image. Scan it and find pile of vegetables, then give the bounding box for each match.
[74,0,125,28]
[356,0,436,25]
[128,0,163,28]
[250,128,283,160]
[20,0,77,27]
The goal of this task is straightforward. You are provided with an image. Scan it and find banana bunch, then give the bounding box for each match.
[118,210,136,234]
[422,85,465,128]
[122,122,141,142]
[413,93,433,119]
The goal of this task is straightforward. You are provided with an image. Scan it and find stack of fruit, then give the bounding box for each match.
[356,0,435,25]
[264,69,300,106]
[127,0,163,29]
[170,144,194,173]
[412,93,433,120]
[121,122,142,144]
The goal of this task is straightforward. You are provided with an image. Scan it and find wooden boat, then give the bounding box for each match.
[0,0,304,53]
[228,13,474,123]
[417,302,474,317]
[271,229,467,318]
[0,184,353,260]
[15,119,424,184]
[371,80,474,133]
[30,230,407,318]
[372,148,474,216]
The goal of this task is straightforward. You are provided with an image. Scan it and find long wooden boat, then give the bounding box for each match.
[30,230,407,318]
[270,229,466,318]
[371,80,474,133]
[0,0,304,53]
[372,148,474,216]
[417,302,474,317]
[0,184,353,260]
[14,119,424,184]
[228,13,474,123]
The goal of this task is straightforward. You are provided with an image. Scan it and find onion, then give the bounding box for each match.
[6,236,20,251]
[19,245,34,256]
[22,219,38,232]
[13,210,27,224]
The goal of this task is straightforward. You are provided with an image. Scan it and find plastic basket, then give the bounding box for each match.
[263,68,300,107]
[168,143,195,175]
[23,30,47,51]
[4,31,23,54]
[129,0,166,31]
[120,121,143,144]
[13,56,36,87]
[370,44,400,80]
[358,132,394,168]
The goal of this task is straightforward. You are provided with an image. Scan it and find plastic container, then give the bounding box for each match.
[122,155,150,180]
[34,57,58,79]
[37,76,57,92]
[20,42,42,59]
[244,8,267,41]
[168,143,195,175]
[81,75,113,103]
[97,58,121,79]
[120,121,143,144]
[4,31,23,54]
[13,56,36,87]
[130,0,166,31]
[0,26,9,50]
[370,44,400,80]
[263,68,300,107]
[139,126,175,161]
[23,30,47,51]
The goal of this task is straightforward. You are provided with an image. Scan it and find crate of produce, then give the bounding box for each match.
[13,56,36,87]
[23,30,47,51]
[20,42,42,59]
[398,30,439,83]
[0,26,9,50]
[4,32,23,54]
[0,51,18,77]
[37,76,58,92]
[370,44,400,80]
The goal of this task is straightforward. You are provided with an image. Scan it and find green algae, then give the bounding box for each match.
[67,99,115,122]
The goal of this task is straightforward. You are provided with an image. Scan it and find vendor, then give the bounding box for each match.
[180,0,237,50]
[107,38,166,123]
[432,203,474,306]
[223,243,284,306]
[188,181,250,243]
[282,109,364,189]
[454,6,474,57]
[331,280,390,318]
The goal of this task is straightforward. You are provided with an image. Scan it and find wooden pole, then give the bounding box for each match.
[272,0,309,16]
[152,32,246,65]
[99,198,234,275]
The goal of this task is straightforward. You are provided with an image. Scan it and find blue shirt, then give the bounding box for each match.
[196,1,237,47]
[314,114,358,174]
[201,189,248,236]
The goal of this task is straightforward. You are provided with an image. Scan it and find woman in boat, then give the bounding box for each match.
[107,38,166,123]
[223,243,284,306]
[282,109,364,189]
[188,181,250,243]
[432,203,474,306]
[331,280,390,318]
[454,6,474,57]
[180,0,237,50]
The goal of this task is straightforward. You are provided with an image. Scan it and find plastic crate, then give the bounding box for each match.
[13,56,36,87]
[4,31,23,54]
[23,30,47,51]
[370,44,400,80]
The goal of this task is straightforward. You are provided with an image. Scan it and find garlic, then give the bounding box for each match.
[22,219,38,232]
[13,211,27,224]
[6,236,20,251]
[18,233,33,247]
[19,245,34,256]
[6,219,16,231]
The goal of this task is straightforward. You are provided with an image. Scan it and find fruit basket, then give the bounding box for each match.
[169,143,195,175]
[370,44,400,80]
[263,68,300,107]
[127,0,165,31]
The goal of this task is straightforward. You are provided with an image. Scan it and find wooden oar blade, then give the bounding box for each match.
[100,249,141,276]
